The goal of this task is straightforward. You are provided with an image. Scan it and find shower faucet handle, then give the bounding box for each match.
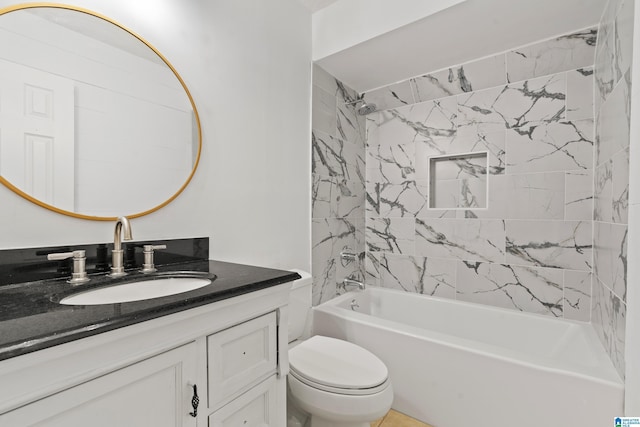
[340,251,357,261]
[141,244,167,273]
[47,250,90,285]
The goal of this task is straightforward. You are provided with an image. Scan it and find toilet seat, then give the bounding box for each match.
[289,336,389,396]
[289,369,390,396]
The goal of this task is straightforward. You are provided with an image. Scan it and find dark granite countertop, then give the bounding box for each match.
[0,260,300,361]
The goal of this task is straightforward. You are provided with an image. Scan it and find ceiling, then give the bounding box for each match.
[296,0,340,13]
[309,0,608,93]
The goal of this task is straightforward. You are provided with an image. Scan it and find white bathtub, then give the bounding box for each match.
[312,287,623,427]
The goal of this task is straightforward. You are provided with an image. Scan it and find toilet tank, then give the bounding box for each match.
[288,270,312,343]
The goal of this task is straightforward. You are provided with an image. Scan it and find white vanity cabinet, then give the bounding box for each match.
[208,375,279,427]
[0,282,291,427]
[207,312,279,427]
[0,343,199,427]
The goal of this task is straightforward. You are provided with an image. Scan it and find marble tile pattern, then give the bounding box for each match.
[567,68,594,121]
[362,80,415,112]
[505,119,593,174]
[430,153,488,209]
[593,221,627,302]
[410,54,506,103]
[379,254,456,299]
[592,276,626,378]
[565,171,593,221]
[505,172,565,220]
[312,218,358,306]
[361,27,600,323]
[591,0,632,379]
[458,74,567,135]
[415,218,505,263]
[456,261,564,317]
[505,28,597,83]
[312,65,367,305]
[312,21,629,379]
[362,28,596,113]
[564,271,592,322]
[505,220,592,271]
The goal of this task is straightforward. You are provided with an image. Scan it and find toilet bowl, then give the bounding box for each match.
[287,271,393,427]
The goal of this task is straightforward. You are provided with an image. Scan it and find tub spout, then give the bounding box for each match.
[343,278,365,291]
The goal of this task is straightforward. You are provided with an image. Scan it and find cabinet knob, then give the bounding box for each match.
[189,384,199,417]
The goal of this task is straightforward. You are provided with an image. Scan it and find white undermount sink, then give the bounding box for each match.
[59,277,212,305]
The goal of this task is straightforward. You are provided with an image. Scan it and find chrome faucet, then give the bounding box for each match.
[109,216,133,277]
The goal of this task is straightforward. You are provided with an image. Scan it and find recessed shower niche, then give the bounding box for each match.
[428,152,488,209]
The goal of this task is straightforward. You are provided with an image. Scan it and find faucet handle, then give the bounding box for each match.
[47,250,90,285]
[47,249,85,261]
[340,251,357,262]
[141,244,167,273]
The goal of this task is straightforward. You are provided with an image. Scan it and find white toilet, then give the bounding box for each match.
[287,271,393,427]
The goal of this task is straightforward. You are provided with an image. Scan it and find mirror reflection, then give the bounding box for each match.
[0,6,201,219]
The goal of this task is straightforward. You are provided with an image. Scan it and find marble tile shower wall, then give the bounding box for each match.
[312,65,367,306]
[363,28,598,322]
[592,0,633,379]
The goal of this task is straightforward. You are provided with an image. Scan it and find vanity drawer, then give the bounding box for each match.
[207,312,277,408]
[208,375,278,427]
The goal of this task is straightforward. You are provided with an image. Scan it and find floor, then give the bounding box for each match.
[371,410,434,427]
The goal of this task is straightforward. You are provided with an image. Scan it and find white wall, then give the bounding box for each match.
[0,0,312,273]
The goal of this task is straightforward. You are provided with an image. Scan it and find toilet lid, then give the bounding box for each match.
[289,336,388,390]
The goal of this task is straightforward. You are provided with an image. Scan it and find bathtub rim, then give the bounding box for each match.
[313,287,623,390]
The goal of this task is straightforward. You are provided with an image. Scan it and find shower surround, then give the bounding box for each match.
[311,65,367,306]
[311,1,633,381]
[592,0,633,380]
[362,27,597,324]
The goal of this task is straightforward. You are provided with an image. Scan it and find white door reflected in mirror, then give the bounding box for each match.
[0,5,201,219]
[0,61,75,210]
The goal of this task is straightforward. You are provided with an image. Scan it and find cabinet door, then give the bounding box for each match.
[207,312,277,409]
[208,375,277,427]
[0,343,198,427]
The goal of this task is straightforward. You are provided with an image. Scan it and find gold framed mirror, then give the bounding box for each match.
[0,3,202,220]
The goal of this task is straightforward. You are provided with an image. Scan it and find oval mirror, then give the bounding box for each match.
[0,4,201,220]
